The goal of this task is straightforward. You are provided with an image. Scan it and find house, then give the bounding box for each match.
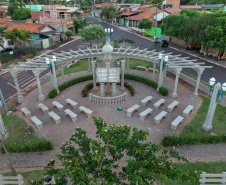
[31,11,48,23]
[0,8,7,18]
[0,18,11,27]
[0,37,15,51]
[25,5,45,12]
[117,10,145,25]
[201,4,226,12]
[180,5,203,11]
[161,0,180,14]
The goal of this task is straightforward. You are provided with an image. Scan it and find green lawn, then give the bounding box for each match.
[163,162,226,185]
[180,96,226,137]
[129,58,153,69]
[181,71,209,87]
[57,59,88,77]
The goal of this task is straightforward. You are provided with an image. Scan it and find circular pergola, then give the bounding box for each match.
[1,46,212,103]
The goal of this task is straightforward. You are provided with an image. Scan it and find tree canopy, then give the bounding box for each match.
[74,16,88,33]
[138,18,153,30]
[7,4,19,16]
[31,117,199,184]
[64,30,73,37]
[100,5,116,21]
[11,8,31,20]
[78,24,105,45]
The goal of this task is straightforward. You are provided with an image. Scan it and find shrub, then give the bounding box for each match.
[1,140,54,153]
[159,86,169,96]
[48,89,57,98]
[162,135,226,146]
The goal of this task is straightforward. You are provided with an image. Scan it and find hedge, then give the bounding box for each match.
[1,140,54,153]
[81,82,135,97]
[48,75,93,98]
[162,135,226,146]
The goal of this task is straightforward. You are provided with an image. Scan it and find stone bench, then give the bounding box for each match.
[183,105,194,118]
[21,107,31,119]
[171,116,184,131]
[52,101,64,111]
[0,174,24,185]
[140,96,153,107]
[48,111,61,125]
[139,108,153,122]
[65,98,78,109]
[127,104,140,117]
[37,103,49,114]
[31,116,43,130]
[79,106,93,118]
[153,99,165,110]
[64,109,78,123]
[137,66,158,72]
[154,111,167,124]
[167,101,179,112]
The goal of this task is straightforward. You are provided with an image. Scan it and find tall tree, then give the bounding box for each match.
[100,5,116,21]
[11,8,31,20]
[74,16,88,33]
[138,17,153,30]
[31,117,199,184]
[78,24,105,46]
[7,4,19,16]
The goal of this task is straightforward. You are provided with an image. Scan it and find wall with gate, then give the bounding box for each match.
[146,27,161,39]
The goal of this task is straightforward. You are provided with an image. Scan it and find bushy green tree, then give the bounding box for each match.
[138,17,153,30]
[74,16,88,33]
[100,5,116,21]
[33,117,199,184]
[7,4,19,16]
[64,30,73,37]
[78,24,105,46]
[11,8,31,20]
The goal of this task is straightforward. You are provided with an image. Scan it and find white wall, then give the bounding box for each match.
[40,26,54,33]
[154,11,170,21]
[0,38,15,51]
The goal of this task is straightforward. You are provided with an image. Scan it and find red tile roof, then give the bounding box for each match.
[0,8,7,12]
[31,11,48,20]
[4,23,55,33]
[120,10,144,16]
[180,5,202,9]
[125,9,162,21]
[0,18,11,25]
[139,4,156,9]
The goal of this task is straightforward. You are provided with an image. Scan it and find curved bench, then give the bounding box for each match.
[65,98,78,109]
[171,116,184,131]
[153,99,165,110]
[154,111,167,124]
[79,106,93,118]
[167,101,179,112]
[64,109,77,123]
[140,96,153,107]
[48,111,61,125]
[37,103,49,114]
[126,104,140,117]
[139,108,153,122]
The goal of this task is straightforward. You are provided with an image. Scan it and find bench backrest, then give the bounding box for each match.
[0,174,24,185]
[199,172,226,184]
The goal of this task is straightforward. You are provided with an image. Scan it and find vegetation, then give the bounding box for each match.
[159,86,169,96]
[64,30,73,37]
[1,114,53,153]
[100,5,117,21]
[118,37,135,48]
[73,16,88,33]
[161,10,226,59]
[138,18,153,30]
[7,4,19,16]
[129,58,153,69]
[78,24,105,46]
[114,40,120,48]
[162,96,226,146]
[11,8,31,20]
[30,117,198,184]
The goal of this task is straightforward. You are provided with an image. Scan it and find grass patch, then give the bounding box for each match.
[129,58,153,69]
[181,71,209,87]
[162,162,226,185]
[180,96,226,137]
[57,59,88,77]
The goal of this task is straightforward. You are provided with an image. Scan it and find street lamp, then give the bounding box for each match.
[46,56,59,94]
[105,28,113,43]
[202,78,226,131]
[157,53,168,90]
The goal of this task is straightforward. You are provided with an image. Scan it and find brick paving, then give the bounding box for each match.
[1,60,226,172]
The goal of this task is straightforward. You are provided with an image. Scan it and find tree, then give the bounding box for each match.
[118,36,135,47]
[100,5,116,21]
[7,4,19,16]
[32,117,199,184]
[78,24,105,46]
[64,30,74,38]
[11,8,31,20]
[74,16,88,33]
[138,17,153,30]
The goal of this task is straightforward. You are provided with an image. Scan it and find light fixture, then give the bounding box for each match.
[164,55,168,61]
[111,28,113,32]
[105,28,107,32]
[52,55,56,62]
[108,28,110,32]
[209,77,216,86]
[46,58,50,65]
[222,83,226,91]
[159,53,162,59]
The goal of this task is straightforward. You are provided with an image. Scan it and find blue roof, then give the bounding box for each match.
[201,4,225,8]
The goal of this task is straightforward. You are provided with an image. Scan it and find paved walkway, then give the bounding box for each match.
[1,62,226,172]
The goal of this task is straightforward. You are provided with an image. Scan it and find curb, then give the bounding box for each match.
[91,16,226,69]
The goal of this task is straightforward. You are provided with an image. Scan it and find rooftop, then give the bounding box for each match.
[0,8,7,12]
[201,4,225,8]
[180,5,202,9]
[0,18,11,25]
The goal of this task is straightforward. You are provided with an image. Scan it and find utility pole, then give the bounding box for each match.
[154,0,158,40]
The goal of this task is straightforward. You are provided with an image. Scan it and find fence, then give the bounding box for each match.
[199,172,226,185]
[0,174,24,185]
[89,93,127,104]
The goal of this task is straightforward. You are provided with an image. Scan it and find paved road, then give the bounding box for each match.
[86,15,226,85]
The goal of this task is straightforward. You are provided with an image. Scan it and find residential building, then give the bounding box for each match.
[0,8,7,17]
[201,4,226,12]
[0,18,11,27]
[25,5,45,11]
[139,4,160,10]
[180,5,203,11]
[162,0,180,14]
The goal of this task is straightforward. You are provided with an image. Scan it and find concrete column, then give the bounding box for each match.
[157,58,164,91]
[33,70,45,102]
[193,68,205,98]
[92,60,97,90]
[88,58,91,71]
[126,57,129,69]
[112,83,116,96]
[171,67,182,98]
[10,71,24,103]
[0,114,8,140]
[153,63,156,80]
[163,66,167,78]
[100,83,105,97]
[120,60,125,90]
[132,21,133,27]
[60,64,65,83]
[202,82,221,131]
[51,60,60,94]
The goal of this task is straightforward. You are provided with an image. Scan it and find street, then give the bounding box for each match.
[0,15,226,101]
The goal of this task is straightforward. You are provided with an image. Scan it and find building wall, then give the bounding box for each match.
[0,38,15,51]
[146,27,161,38]
[40,26,54,33]
[25,5,45,11]
[30,33,40,40]
[119,18,124,24]
[154,11,170,21]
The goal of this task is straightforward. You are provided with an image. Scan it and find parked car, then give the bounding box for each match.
[154,39,169,47]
